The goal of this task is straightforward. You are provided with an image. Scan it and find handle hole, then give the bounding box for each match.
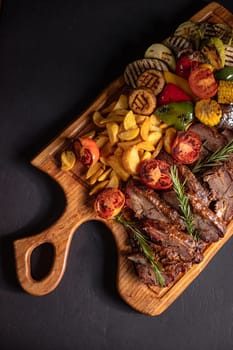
[31,242,54,281]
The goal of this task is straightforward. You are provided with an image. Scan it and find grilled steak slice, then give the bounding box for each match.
[125,180,185,229]
[203,157,233,223]
[188,193,226,236]
[192,214,220,242]
[189,122,228,160]
[161,189,221,242]
[177,164,210,206]
[128,253,188,286]
[142,219,204,263]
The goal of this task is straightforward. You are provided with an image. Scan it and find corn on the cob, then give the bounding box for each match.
[194,98,222,126]
[217,80,233,104]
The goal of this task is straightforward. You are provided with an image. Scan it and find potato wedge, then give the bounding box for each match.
[106,122,119,145]
[93,111,106,127]
[106,170,120,188]
[86,161,103,179]
[123,110,137,130]
[147,131,162,145]
[95,135,109,148]
[89,180,109,196]
[140,117,151,140]
[61,150,76,171]
[164,127,177,154]
[106,155,130,181]
[151,138,163,158]
[113,94,128,110]
[122,145,141,175]
[118,127,140,141]
[136,141,155,151]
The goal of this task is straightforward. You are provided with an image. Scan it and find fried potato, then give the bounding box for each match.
[118,127,140,141]
[164,127,177,154]
[106,170,120,188]
[106,155,130,181]
[122,145,140,175]
[86,161,103,180]
[140,117,151,140]
[106,122,119,145]
[147,131,162,145]
[113,94,128,110]
[123,110,137,130]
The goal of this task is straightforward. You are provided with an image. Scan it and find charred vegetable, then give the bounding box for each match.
[155,101,194,130]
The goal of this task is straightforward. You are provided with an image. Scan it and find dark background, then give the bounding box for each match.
[1,0,233,349]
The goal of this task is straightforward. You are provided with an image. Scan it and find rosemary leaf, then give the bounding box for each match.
[115,214,165,287]
[192,138,233,174]
[170,165,197,239]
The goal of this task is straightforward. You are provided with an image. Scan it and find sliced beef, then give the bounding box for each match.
[125,180,185,230]
[142,219,204,264]
[192,214,220,242]
[189,123,228,160]
[128,253,188,286]
[162,189,222,242]
[177,164,210,206]
[188,193,226,236]
[203,157,233,223]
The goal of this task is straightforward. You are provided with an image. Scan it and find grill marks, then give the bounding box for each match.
[128,87,156,115]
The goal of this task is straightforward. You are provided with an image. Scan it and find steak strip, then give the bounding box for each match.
[125,180,185,230]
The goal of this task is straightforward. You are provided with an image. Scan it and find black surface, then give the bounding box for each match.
[1,0,233,349]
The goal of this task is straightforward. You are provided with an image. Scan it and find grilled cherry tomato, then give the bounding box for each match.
[94,188,125,219]
[139,159,172,190]
[175,56,198,79]
[74,137,100,168]
[171,130,202,164]
[188,66,218,99]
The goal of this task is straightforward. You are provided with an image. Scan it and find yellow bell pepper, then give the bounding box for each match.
[163,71,196,100]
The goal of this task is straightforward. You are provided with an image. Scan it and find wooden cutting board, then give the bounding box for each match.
[13,2,233,315]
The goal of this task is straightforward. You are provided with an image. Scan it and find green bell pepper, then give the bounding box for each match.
[214,67,233,81]
[155,101,194,131]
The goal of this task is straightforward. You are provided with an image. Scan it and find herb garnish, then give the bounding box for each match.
[192,138,233,174]
[115,214,165,287]
[170,165,198,239]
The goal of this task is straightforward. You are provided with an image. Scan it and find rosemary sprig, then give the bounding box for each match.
[170,165,198,239]
[115,214,165,287]
[192,138,233,174]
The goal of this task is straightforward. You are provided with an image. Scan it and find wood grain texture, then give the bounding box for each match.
[14,2,233,315]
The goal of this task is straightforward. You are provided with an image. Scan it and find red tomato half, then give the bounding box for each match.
[139,159,172,190]
[94,188,125,219]
[171,130,202,164]
[175,56,198,79]
[188,67,218,99]
[74,137,100,168]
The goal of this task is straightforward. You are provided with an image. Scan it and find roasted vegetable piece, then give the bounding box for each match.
[136,69,165,96]
[155,101,194,131]
[188,66,218,98]
[94,188,125,219]
[157,83,192,105]
[163,71,195,98]
[195,98,222,126]
[171,130,202,164]
[144,43,176,71]
[215,67,233,81]
[74,137,100,168]
[175,56,199,79]
[217,80,233,104]
[139,159,172,190]
[201,37,225,69]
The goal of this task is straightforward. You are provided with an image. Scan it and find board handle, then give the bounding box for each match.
[14,158,96,296]
[13,223,74,296]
